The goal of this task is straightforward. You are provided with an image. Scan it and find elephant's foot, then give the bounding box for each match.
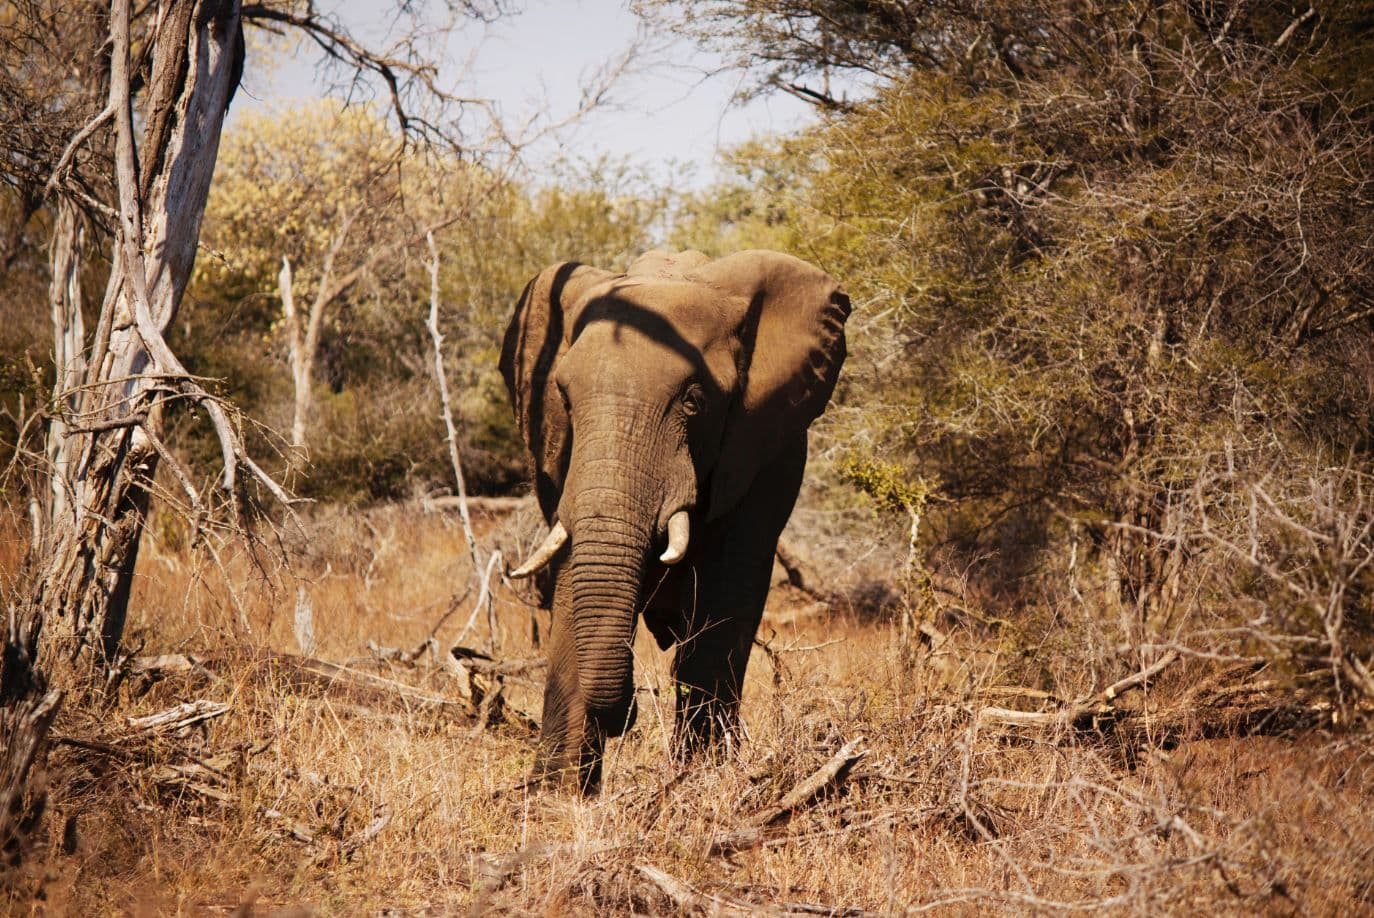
[672,687,743,762]
[530,729,606,795]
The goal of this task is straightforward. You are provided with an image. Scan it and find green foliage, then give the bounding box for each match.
[177,109,669,503]
[840,455,932,515]
[667,0,1374,698]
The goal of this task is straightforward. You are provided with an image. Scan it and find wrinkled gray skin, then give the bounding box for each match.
[500,249,850,792]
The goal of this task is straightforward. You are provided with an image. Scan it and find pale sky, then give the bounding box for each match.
[230,0,821,187]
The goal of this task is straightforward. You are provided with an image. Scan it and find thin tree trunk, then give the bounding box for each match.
[280,212,351,469]
[278,255,311,461]
[44,200,86,553]
[425,232,480,573]
[32,0,245,680]
[425,233,503,652]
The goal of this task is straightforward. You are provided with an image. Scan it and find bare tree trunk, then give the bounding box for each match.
[424,233,503,652]
[279,213,351,470]
[279,256,311,460]
[31,0,245,680]
[43,200,86,554]
[425,233,480,572]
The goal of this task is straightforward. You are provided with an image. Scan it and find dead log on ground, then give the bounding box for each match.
[260,651,472,711]
[126,698,229,736]
[978,650,1180,731]
[636,865,752,915]
[149,754,237,805]
[127,646,540,730]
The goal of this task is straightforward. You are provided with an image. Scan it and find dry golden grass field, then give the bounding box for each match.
[2,500,1372,916]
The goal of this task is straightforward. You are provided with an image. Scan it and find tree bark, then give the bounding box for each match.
[31,0,245,680]
[43,200,87,554]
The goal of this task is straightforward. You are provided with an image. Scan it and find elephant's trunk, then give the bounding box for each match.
[567,514,646,722]
[561,414,662,729]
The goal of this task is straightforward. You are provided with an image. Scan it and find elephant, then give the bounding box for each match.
[500,248,850,792]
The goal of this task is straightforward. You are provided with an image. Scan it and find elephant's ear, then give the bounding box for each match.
[500,261,616,519]
[689,250,851,517]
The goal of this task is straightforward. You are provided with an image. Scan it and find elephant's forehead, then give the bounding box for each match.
[574,278,740,351]
[565,281,742,393]
[568,316,701,380]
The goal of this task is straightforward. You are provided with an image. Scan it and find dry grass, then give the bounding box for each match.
[3,503,1372,915]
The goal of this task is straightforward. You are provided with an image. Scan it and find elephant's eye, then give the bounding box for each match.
[682,385,706,417]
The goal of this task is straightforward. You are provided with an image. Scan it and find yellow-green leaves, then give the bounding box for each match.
[840,455,934,517]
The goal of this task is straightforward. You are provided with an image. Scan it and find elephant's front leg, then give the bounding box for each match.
[672,591,765,758]
[672,436,807,758]
[532,562,605,792]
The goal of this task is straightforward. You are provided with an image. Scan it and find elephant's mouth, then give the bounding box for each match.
[510,508,691,580]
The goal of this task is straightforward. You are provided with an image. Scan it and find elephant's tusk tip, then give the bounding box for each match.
[659,509,690,565]
[509,521,568,579]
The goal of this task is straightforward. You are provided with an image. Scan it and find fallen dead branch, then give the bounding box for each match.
[132,649,469,713]
[150,754,238,805]
[636,864,752,915]
[709,737,867,856]
[126,698,229,736]
[420,495,531,515]
[200,781,393,865]
[978,650,1180,730]
[333,805,392,863]
[469,842,566,909]
[54,698,229,761]
[261,806,317,844]
[978,652,1367,744]
[47,693,399,863]
[450,645,547,679]
[260,651,468,712]
[129,646,540,731]
[447,647,540,732]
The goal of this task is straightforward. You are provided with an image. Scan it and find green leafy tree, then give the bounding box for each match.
[663,0,1374,699]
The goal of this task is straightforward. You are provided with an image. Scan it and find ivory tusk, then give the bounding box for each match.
[659,510,690,565]
[509,521,568,579]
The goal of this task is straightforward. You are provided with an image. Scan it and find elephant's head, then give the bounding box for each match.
[500,249,849,734]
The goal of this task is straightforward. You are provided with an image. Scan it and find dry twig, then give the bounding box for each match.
[710,737,867,855]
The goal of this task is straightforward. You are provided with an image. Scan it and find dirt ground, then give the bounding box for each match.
[3,504,1371,915]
